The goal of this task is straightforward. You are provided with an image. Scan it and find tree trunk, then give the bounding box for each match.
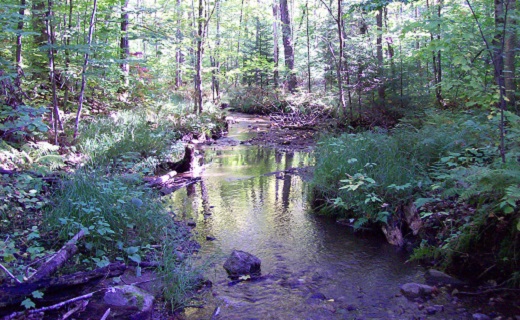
[63,0,74,113]
[376,7,385,103]
[337,0,346,115]
[32,0,47,78]
[236,0,245,86]
[46,0,63,144]
[504,0,517,110]
[175,0,183,88]
[279,0,297,92]
[15,0,26,88]
[194,0,204,113]
[74,0,97,140]
[305,1,311,92]
[120,0,130,87]
[273,0,280,89]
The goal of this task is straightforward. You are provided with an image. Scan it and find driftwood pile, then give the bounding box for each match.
[269,106,332,130]
[0,230,127,319]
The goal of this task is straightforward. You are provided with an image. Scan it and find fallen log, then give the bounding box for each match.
[0,262,126,309]
[27,229,85,283]
[144,170,177,187]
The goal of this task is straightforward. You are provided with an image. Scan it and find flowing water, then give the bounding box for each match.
[168,114,471,320]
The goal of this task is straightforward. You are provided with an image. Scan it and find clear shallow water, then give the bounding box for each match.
[168,114,468,320]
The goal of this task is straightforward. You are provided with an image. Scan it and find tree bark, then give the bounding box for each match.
[280,0,297,92]
[504,0,517,110]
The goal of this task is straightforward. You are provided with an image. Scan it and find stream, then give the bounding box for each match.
[168,113,474,319]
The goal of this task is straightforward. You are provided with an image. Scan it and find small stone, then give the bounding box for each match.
[309,292,327,300]
[472,313,491,320]
[425,269,465,286]
[425,306,437,315]
[400,283,434,299]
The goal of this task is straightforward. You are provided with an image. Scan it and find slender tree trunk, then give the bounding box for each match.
[280,0,297,92]
[376,7,385,103]
[32,0,47,78]
[74,0,97,140]
[120,0,130,87]
[15,0,25,88]
[337,0,346,115]
[63,0,73,112]
[175,0,183,88]
[305,1,311,92]
[46,0,62,144]
[236,0,245,86]
[273,0,280,88]
[194,0,204,113]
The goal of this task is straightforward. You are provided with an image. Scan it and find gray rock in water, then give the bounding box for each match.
[103,285,154,320]
[223,250,261,279]
[472,313,491,320]
[400,283,434,299]
[425,269,465,286]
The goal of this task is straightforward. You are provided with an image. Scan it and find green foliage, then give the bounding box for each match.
[0,105,48,142]
[44,171,173,265]
[159,235,204,311]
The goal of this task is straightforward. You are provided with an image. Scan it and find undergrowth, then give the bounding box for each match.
[312,109,520,284]
[0,102,226,311]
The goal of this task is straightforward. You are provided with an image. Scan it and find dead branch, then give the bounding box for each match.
[0,262,126,309]
[0,263,21,284]
[3,290,99,320]
[60,300,88,320]
[27,229,85,283]
[99,308,111,320]
[455,287,520,296]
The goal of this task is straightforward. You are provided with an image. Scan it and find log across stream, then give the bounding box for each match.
[167,113,490,320]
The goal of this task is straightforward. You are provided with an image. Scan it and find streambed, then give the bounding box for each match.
[168,113,477,319]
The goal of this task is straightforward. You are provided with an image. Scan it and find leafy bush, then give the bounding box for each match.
[0,105,48,142]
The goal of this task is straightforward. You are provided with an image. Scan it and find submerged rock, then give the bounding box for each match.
[400,283,434,299]
[103,285,154,319]
[472,313,491,320]
[425,269,465,286]
[223,250,261,279]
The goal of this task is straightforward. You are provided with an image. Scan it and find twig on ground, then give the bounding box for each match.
[99,308,111,320]
[0,263,21,284]
[60,300,89,320]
